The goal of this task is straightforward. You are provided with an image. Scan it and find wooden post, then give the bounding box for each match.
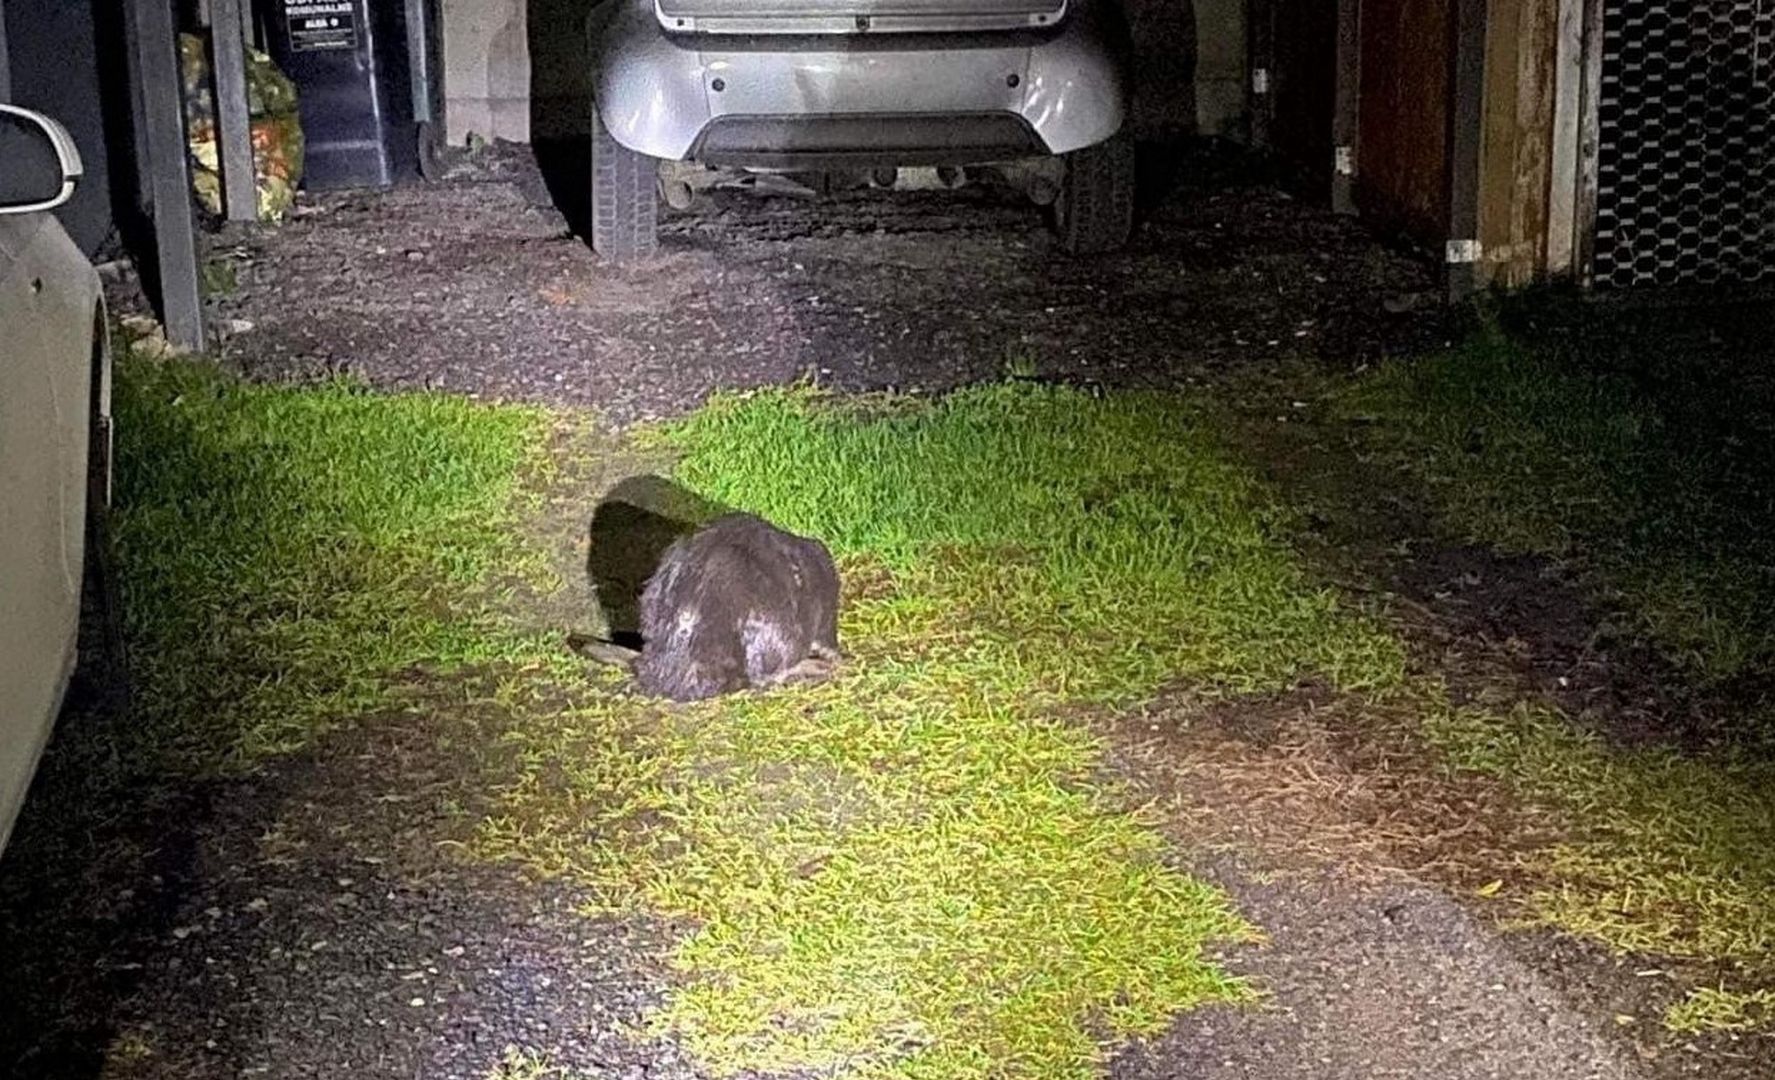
[132,0,206,351]
[1252,0,1276,148]
[1544,0,1583,275]
[1332,0,1360,213]
[0,0,12,100]
[211,0,258,221]
[1445,0,1488,300]
[1571,0,1603,287]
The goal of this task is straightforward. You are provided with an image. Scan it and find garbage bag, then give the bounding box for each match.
[179,31,305,222]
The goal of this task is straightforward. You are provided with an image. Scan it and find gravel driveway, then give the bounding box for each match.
[207,140,1445,426]
[0,140,1680,1080]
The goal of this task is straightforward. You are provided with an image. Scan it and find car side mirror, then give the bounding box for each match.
[0,104,84,216]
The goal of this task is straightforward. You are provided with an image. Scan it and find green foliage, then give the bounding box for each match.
[1344,320,1775,1030]
[1345,326,1775,686]
[1425,700,1775,1023]
[1664,986,1775,1035]
[665,383,1404,697]
[480,383,1412,1078]
[111,356,547,771]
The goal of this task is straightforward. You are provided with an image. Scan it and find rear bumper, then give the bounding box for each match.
[588,0,1129,163]
[691,112,1045,168]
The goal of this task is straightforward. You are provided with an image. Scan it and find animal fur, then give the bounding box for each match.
[571,512,841,701]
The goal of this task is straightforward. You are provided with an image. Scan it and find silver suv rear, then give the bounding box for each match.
[585,0,1137,258]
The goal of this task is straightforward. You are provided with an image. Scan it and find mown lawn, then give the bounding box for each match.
[1341,306,1775,1031]
[110,355,554,774]
[112,358,1400,1078]
[1344,312,1775,690]
[477,384,1404,1077]
[108,296,1775,1075]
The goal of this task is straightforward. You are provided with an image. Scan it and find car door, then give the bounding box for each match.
[0,106,105,856]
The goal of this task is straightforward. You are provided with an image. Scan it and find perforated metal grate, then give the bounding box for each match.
[1593,0,1775,288]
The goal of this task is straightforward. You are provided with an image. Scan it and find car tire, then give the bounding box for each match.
[417,119,446,183]
[1054,132,1136,256]
[590,102,659,261]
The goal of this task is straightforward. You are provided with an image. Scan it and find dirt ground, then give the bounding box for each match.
[3,140,1766,1080]
[203,140,1447,423]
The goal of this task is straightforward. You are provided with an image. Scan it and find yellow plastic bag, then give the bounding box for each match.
[179,31,306,222]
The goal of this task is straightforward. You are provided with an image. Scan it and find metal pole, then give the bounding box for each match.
[132,0,207,351]
[121,0,154,213]
[212,0,258,221]
[405,0,433,124]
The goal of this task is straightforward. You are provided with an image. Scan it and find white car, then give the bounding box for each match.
[0,102,115,858]
[586,0,1138,259]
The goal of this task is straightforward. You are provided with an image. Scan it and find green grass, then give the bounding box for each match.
[1342,319,1775,687]
[1425,702,1775,972]
[1665,987,1775,1035]
[665,383,1404,697]
[113,360,1411,1077]
[484,1046,571,1080]
[119,331,1775,1062]
[112,354,549,772]
[478,383,1406,1078]
[1339,315,1775,1031]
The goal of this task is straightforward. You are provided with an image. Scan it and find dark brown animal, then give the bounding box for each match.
[572,512,841,701]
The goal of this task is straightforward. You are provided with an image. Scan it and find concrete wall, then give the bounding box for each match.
[442,0,532,143]
[441,0,1246,146]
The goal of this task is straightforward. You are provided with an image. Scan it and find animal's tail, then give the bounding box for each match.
[566,632,642,668]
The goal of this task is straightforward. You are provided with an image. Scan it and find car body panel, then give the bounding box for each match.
[0,113,107,860]
[591,0,1128,163]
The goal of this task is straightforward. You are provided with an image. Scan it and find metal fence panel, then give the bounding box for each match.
[1593,0,1775,288]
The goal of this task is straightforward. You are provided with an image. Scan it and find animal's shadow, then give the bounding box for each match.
[584,475,732,648]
